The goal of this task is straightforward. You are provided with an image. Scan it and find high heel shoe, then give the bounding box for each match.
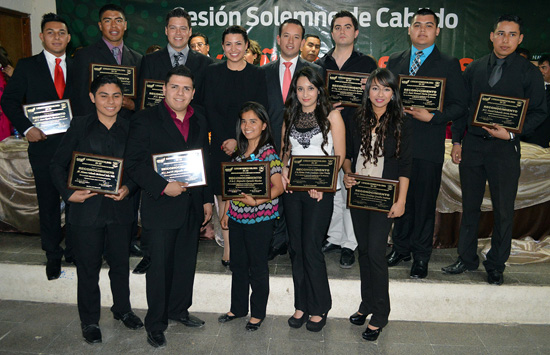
[306,313,327,332]
[288,311,308,328]
[245,318,263,331]
[362,325,382,341]
[221,259,230,267]
[349,312,367,326]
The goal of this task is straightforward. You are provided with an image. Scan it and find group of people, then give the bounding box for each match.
[0,2,547,349]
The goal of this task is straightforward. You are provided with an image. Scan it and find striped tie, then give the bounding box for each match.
[409,51,423,76]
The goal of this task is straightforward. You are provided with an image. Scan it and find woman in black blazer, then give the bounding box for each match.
[343,68,412,341]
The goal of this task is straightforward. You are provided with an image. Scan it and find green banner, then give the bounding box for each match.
[58,0,549,65]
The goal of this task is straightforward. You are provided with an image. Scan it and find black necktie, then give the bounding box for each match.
[488,58,505,87]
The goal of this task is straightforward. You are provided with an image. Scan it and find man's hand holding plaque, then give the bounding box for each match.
[472,93,528,134]
[152,149,207,187]
[23,99,73,136]
[68,152,123,195]
[399,75,446,112]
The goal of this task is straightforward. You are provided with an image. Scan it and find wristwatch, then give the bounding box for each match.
[509,132,515,141]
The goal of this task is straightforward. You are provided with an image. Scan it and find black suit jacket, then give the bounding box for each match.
[386,46,468,163]
[124,103,213,229]
[521,87,550,147]
[261,57,324,152]
[0,51,75,157]
[72,39,143,117]
[50,113,137,226]
[137,47,213,109]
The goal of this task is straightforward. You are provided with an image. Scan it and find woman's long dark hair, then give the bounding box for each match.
[354,68,404,166]
[282,66,332,157]
[235,101,275,158]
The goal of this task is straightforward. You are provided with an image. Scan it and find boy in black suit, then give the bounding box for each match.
[50,75,143,344]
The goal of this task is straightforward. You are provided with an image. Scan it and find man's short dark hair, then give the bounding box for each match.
[90,74,123,96]
[279,19,305,39]
[99,4,126,21]
[304,34,320,41]
[539,54,550,66]
[331,10,358,32]
[41,13,70,33]
[494,14,523,34]
[190,32,209,45]
[414,8,439,27]
[166,7,192,29]
[165,65,195,87]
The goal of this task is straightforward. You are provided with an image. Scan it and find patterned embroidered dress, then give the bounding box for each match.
[227,143,283,224]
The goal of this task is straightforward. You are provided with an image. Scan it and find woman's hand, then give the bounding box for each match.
[387,200,405,218]
[233,193,256,206]
[343,172,356,189]
[220,213,229,229]
[308,189,323,202]
[222,139,237,155]
[282,166,292,193]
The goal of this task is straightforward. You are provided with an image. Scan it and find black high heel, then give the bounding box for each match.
[221,259,230,267]
[362,325,382,341]
[288,311,308,328]
[349,312,367,326]
[306,313,327,332]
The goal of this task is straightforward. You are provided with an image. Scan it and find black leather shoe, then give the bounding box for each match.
[132,257,151,274]
[221,259,230,267]
[81,324,102,344]
[218,313,241,323]
[46,259,61,280]
[340,248,355,269]
[349,312,367,326]
[410,260,428,279]
[245,319,263,331]
[386,250,411,267]
[362,326,382,341]
[147,330,166,348]
[322,241,341,253]
[129,243,143,257]
[171,314,205,327]
[113,311,143,330]
[306,313,327,332]
[268,244,288,261]
[487,270,504,285]
[288,312,308,328]
[441,259,476,274]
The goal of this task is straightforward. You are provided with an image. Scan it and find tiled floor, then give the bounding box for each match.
[0,300,549,354]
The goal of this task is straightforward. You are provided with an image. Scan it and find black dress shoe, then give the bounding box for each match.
[218,313,241,323]
[410,260,428,279]
[268,244,288,261]
[46,259,61,280]
[306,313,327,332]
[441,259,476,274]
[386,250,411,267]
[349,312,367,326]
[245,319,263,331]
[132,256,151,274]
[147,330,166,348]
[171,314,205,327]
[113,311,144,330]
[81,324,102,344]
[322,241,341,253]
[362,326,382,341]
[129,243,143,257]
[288,312,308,328]
[487,270,504,285]
[340,248,355,269]
[221,259,230,267]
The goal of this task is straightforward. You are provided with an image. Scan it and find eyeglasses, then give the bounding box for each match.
[190,42,205,50]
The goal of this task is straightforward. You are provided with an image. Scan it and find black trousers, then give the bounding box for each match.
[228,218,274,319]
[350,208,392,328]
[391,159,443,262]
[144,214,200,332]
[284,191,333,316]
[458,134,520,272]
[72,222,132,326]
[30,153,67,260]
[270,197,289,250]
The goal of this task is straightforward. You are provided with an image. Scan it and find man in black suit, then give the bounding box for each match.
[443,15,547,285]
[316,10,377,268]
[521,54,550,147]
[261,19,324,260]
[385,8,468,279]
[72,4,142,118]
[125,66,213,348]
[137,7,213,110]
[50,75,143,344]
[1,13,74,280]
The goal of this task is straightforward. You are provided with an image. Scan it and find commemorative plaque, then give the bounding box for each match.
[287,155,339,192]
[23,99,72,135]
[399,75,446,111]
[346,174,399,213]
[152,149,207,187]
[326,70,369,107]
[141,79,165,109]
[90,63,136,97]
[221,161,270,200]
[68,152,123,195]
[471,93,528,134]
